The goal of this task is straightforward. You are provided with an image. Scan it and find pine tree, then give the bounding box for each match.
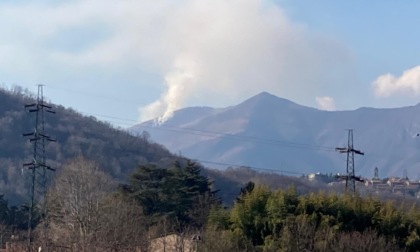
[121,160,219,229]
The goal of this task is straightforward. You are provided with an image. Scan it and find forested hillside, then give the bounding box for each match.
[0,86,174,203]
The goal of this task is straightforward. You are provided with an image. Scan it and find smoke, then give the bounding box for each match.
[139,0,352,122]
[0,0,352,123]
[141,55,197,124]
[373,66,420,97]
[316,96,336,111]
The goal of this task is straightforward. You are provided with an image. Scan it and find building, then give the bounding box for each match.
[148,233,198,252]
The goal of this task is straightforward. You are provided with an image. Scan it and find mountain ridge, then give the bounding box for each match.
[131,92,420,178]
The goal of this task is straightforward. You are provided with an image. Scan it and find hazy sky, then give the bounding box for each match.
[1,0,419,127]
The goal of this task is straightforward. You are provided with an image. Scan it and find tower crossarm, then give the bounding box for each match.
[335,129,364,193]
[335,147,364,155]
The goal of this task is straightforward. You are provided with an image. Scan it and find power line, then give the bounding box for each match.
[76,112,337,153]
[32,87,368,178]
[24,84,418,161]
[38,86,338,153]
[139,122,336,152]
[53,128,312,176]
[84,113,382,166]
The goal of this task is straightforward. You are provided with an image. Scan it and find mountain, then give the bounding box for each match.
[130,92,420,178]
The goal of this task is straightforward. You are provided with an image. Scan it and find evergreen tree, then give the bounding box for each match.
[0,195,8,222]
[121,160,219,229]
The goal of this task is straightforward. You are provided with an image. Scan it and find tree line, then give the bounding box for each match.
[205,182,420,251]
[0,156,419,251]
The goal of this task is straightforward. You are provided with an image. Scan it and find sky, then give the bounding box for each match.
[0,0,419,127]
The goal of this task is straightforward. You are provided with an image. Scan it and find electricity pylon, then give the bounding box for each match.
[336,129,364,192]
[23,85,55,250]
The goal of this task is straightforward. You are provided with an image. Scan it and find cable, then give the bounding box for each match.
[78,112,337,153]
[38,86,364,176]
[139,122,336,152]
[40,86,338,152]
[45,89,375,177]
[55,129,311,175]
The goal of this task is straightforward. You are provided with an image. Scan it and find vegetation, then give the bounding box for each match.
[2,85,420,251]
[7,163,420,251]
[119,160,219,230]
[0,85,174,204]
[47,157,148,251]
[0,195,31,246]
[204,184,419,251]
[0,157,416,251]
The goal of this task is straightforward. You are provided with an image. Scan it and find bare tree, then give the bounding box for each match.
[96,195,149,251]
[326,229,401,252]
[0,220,10,248]
[48,156,113,250]
[199,225,253,252]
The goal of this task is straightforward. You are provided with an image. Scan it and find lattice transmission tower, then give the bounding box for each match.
[336,129,364,192]
[23,85,56,249]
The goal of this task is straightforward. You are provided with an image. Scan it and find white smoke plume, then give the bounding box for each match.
[0,0,352,123]
[141,55,197,124]
[373,66,420,97]
[315,96,336,111]
[139,0,352,122]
